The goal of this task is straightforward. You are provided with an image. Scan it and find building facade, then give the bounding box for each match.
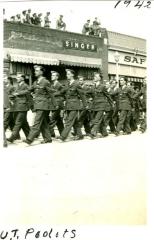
[4,22,146,87]
[107,31,146,86]
[4,22,108,84]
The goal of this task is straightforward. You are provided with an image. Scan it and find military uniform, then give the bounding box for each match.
[25,74,57,144]
[7,80,30,142]
[77,83,92,135]
[91,82,113,137]
[116,85,133,135]
[140,84,146,133]
[60,74,87,141]
[49,80,64,136]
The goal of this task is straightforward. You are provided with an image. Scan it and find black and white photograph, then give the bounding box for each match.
[0,0,154,239]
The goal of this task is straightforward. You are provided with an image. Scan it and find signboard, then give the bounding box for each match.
[63,40,97,52]
[108,50,146,68]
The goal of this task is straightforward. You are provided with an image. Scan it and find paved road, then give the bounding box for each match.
[1,131,146,225]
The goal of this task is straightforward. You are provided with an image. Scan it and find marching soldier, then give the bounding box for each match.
[115,77,133,136]
[44,12,51,28]
[139,78,147,133]
[90,73,113,138]
[23,66,58,145]
[59,69,87,141]
[49,71,64,137]
[7,73,30,143]
[77,75,92,136]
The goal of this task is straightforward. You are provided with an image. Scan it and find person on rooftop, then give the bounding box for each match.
[44,12,51,28]
[21,10,27,24]
[56,15,66,31]
[90,17,101,36]
[82,19,91,35]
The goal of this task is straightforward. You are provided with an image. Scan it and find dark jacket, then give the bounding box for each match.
[51,81,64,110]
[12,82,30,112]
[61,80,87,110]
[117,86,133,111]
[91,83,113,111]
[31,76,57,111]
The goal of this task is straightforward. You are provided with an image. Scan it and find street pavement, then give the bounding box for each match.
[1,130,146,225]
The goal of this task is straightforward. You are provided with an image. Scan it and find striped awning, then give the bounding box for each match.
[5,48,102,68]
[60,60,100,68]
[9,53,59,65]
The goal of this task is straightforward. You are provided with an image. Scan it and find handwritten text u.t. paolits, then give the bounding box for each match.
[0,228,77,240]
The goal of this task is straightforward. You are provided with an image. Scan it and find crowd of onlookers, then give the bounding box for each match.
[3,8,102,36]
[4,9,66,30]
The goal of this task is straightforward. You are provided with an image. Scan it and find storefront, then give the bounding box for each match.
[107,31,146,88]
[4,22,108,84]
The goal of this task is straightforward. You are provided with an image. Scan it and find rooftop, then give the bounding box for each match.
[107,31,146,54]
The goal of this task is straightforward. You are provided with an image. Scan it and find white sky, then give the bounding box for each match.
[1,0,153,39]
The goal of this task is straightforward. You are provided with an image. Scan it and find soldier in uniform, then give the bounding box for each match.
[44,12,51,28]
[7,72,30,143]
[23,66,58,145]
[59,69,87,141]
[139,78,147,133]
[115,77,133,136]
[49,71,64,137]
[77,75,92,136]
[56,15,66,30]
[90,73,113,138]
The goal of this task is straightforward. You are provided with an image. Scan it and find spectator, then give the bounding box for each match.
[21,10,27,24]
[91,17,101,36]
[10,16,16,22]
[56,15,66,30]
[16,14,21,23]
[44,12,51,28]
[31,13,37,25]
[82,19,91,35]
[37,13,43,26]
[26,9,32,24]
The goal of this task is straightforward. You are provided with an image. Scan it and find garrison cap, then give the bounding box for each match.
[34,65,44,72]
[66,69,75,75]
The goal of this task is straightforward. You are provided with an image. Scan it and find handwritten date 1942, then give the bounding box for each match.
[114,1,151,9]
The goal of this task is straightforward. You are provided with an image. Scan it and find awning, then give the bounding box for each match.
[4,48,102,68]
[9,53,59,65]
[60,60,100,68]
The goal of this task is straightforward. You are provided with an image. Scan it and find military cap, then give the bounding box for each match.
[34,65,44,72]
[11,16,15,19]
[51,71,59,77]
[22,10,26,14]
[28,9,31,11]
[78,75,84,79]
[47,12,50,14]
[60,15,63,17]
[66,69,75,75]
